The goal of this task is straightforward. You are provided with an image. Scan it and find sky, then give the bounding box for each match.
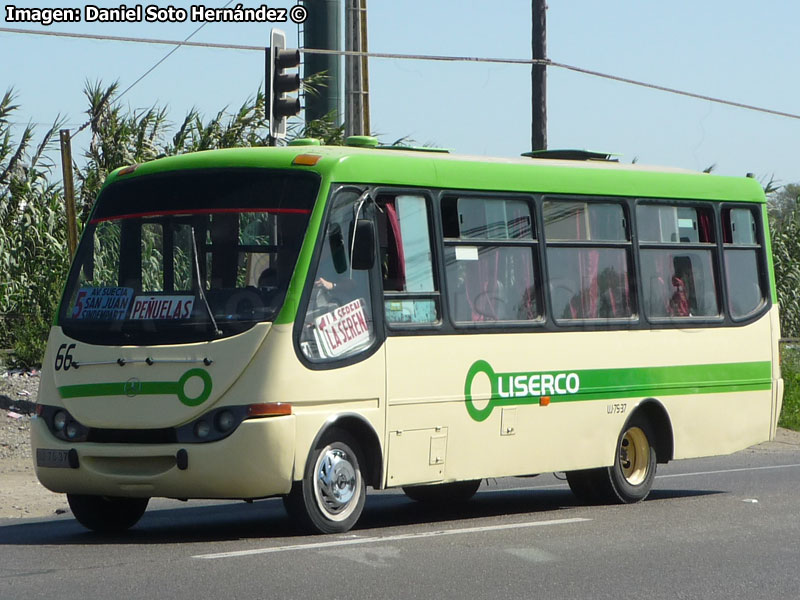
[2,0,799,188]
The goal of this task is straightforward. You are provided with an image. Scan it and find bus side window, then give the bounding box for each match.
[637,204,719,319]
[378,194,440,325]
[442,196,540,324]
[723,207,764,318]
[543,200,633,322]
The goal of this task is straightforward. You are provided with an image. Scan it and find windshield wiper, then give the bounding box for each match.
[190,226,223,337]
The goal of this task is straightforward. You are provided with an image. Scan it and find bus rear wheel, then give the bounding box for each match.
[565,469,599,503]
[283,429,366,534]
[566,414,657,504]
[599,415,657,503]
[67,494,149,532]
[403,480,481,504]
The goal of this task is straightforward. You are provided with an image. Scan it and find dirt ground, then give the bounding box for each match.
[1,370,70,519]
[0,455,71,519]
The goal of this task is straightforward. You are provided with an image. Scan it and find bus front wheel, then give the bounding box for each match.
[67,494,149,532]
[284,429,366,534]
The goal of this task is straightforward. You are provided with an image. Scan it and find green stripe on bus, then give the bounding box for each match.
[58,368,213,407]
[464,360,772,422]
[59,381,178,398]
[274,179,331,325]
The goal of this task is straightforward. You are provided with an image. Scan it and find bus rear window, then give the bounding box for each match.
[60,168,319,344]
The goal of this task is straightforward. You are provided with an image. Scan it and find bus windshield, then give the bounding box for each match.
[59,168,319,345]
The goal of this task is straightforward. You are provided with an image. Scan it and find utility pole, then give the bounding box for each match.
[302,0,342,124]
[531,0,547,151]
[345,0,370,137]
[59,130,78,256]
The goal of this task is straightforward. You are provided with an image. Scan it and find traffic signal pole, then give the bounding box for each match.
[267,28,301,141]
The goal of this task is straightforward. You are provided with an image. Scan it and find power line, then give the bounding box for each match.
[68,1,235,137]
[2,25,799,122]
[550,62,800,122]
[116,0,235,103]
[0,26,265,51]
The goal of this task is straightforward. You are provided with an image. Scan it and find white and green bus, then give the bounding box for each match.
[32,139,783,533]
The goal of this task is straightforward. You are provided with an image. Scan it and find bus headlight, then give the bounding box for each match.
[53,410,68,432]
[37,406,90,442]
[176,404,289,443]
[194,420,211,439]
[65,422,80,440]
[215,410,235,433]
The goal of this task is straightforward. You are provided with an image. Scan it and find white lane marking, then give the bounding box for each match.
[655,463,800,479]
[494,463,800,493]
[317,546,400,568]
[193,517,590,560]
[505,547,558,564]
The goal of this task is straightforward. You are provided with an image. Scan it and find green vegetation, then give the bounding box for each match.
[769,183,800,339]
[769,184,800,431]
[778,345,800,431]
[0,89,67,366]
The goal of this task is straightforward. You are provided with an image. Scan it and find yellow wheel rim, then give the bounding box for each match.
[619,426,651,485]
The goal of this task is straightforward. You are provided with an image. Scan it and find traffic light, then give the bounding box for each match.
[268,28,301,140]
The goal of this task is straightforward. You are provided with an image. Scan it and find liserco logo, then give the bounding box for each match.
[464,360,581,422]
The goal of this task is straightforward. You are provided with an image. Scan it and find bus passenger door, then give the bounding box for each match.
[376,192,450,487]
[292,188,386,491]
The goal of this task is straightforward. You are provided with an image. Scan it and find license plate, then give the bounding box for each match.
[36,448,71,468]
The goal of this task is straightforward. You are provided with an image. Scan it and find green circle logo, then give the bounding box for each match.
[177,368,213,407]
[464,360,497,422]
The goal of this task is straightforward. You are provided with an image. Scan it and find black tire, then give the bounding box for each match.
[283,429,366,534]
[403,480,481,504]
[67,494,149,533]
[565,469,600,504]
[593,414,658,503]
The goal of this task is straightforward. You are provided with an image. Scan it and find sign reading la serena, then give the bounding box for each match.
[315,299,371,357]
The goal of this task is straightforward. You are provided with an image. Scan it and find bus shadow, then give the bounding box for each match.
[356,486,723,530]
[0,499,292,546]
[0,486,722,546]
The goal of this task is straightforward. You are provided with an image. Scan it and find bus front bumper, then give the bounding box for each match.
[30,416,295,499]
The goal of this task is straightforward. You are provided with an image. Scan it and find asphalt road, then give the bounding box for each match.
[2,444,799,600]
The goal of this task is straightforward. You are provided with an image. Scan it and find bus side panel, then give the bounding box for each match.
[384,333,621,486]
[667,391,772,460]
[384,315,775,486]
[241,324,386,481]
[770,305,784,439]
[674,312,775,458]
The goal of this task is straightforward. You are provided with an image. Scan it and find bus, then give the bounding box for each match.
[31,138,783,534]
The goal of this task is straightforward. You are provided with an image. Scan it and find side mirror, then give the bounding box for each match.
[350,219,375,271]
